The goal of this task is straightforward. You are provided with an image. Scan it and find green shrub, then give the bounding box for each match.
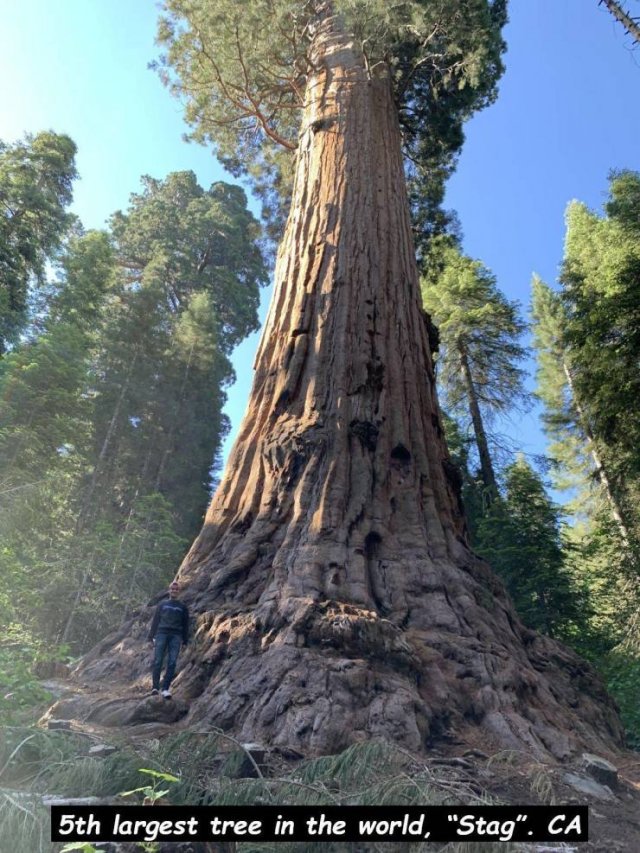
[603,647,640,748]
[0,641,53,726]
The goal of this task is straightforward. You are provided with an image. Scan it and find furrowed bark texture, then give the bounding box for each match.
[73,12,623,759]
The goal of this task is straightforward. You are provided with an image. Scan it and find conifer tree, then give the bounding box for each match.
[83,173,267,542]
[421,242,528,502]
[1,171,267,651]
[0,231,116,650]
[64,173,267,642]
[561,175,640,536]
[530,175,640,744]
[532,172,640,553]
[474,457,585,641]
[530,274,631,545]
[0,132,78,353]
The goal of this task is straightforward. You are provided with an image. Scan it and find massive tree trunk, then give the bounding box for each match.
[72,9,623,759]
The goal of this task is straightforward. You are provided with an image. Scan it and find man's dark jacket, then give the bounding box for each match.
[148,598,189,645]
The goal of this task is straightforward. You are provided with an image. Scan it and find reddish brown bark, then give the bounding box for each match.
[70,10,623,760]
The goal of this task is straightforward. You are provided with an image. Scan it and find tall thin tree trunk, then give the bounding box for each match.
[75,350,138,532]
[106,445,155,618]
[563,360,633,548]
[61,549,97,645]
[458,343,498,502]
[72,6,623,759]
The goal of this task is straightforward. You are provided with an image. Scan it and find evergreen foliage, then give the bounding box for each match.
[560,174,640,529]
[0,231,117,652]
[422,243,527,419]
[440,411,485,537]
[83,173,267,547]
[0,231,115,485]
[0,132,78,353]
[474,457,586,642]
[442,409,587,645]
[421,242,528,498]
[530,175,640,553]
[155,0,507,242]
[0,167,267,654]
[530,171,640,745]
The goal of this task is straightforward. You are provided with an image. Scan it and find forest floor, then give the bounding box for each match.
[28,675,640,852]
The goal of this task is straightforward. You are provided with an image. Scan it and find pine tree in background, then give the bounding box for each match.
[0,169,268,652]
[530,171,640,746]
[63,173,267,645]
[441,405,587,647]
[0,231,116,652]
[85,173,267,542]
[0,132,78,354]
[474,456,586,642]
[531,175,640,559]
[421,241,528,504]
[561,174,640,547]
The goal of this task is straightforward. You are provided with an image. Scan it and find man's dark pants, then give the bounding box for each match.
[152,632,181,691]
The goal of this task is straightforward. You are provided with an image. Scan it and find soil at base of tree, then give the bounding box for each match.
[41,678,640,852]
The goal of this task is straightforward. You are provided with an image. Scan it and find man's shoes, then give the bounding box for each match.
[151,688,159,696]
[161,689,172,699]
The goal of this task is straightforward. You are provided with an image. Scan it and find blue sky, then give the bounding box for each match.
[1,0,639,476]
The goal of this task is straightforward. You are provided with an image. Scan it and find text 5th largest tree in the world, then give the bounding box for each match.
[80,0,623,757]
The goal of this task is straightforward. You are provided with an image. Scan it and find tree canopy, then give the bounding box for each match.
[155,0,507,239]
[0,131,78,353]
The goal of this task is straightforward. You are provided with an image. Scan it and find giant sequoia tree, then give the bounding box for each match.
[70,1,623,758]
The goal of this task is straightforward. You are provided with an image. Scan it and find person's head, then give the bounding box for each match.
[169,580,181,599]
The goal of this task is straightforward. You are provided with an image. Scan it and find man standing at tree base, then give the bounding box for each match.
[148,580,189,699]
